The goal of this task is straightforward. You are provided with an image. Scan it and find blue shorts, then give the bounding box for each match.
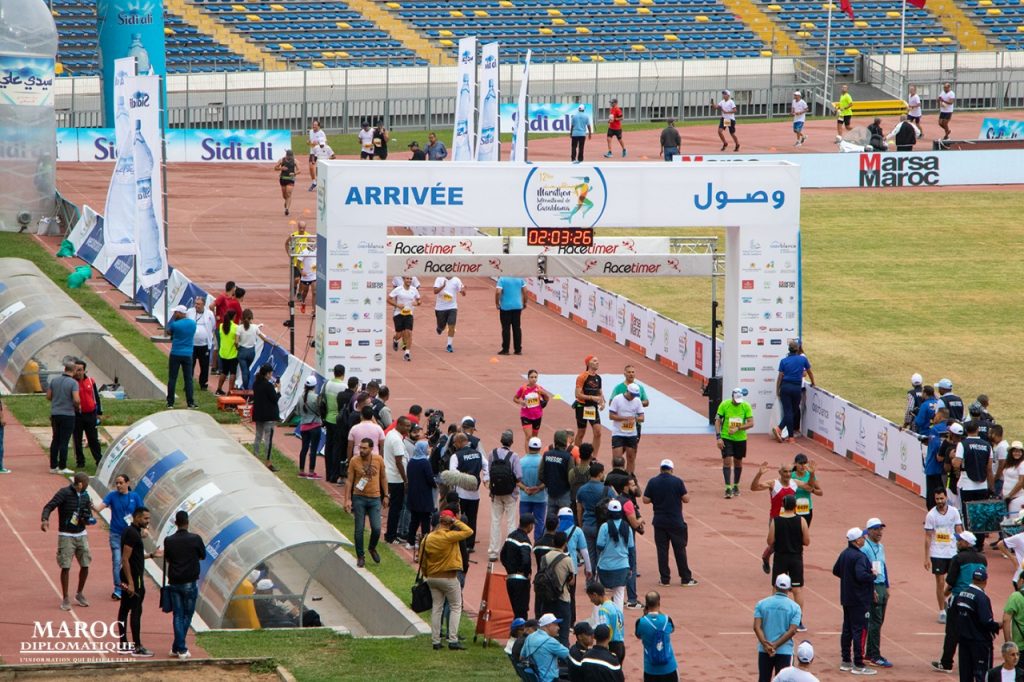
[793,121,805,132]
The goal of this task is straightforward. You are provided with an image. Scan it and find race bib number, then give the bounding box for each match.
[582,405,597,421]
[728,417,742,434]
[935,530,952,544]
[443,293,453,302]
[620,418,636,433]
[796,498,810,515]
[355,476,369,492]
[401,307,412,316]
[525,392,540,408]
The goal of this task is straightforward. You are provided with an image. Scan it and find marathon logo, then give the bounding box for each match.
[859,154,939,187]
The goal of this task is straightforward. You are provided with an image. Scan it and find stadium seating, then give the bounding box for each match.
[761,0,958,74]
[381,0,765,61]
[961,0,1024,49]
[52,0,259,75]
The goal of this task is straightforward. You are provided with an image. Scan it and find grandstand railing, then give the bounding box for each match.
[53,51,1024,133]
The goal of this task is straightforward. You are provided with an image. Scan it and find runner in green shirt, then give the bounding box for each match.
[1003,575,1024,652]
[715,387,754,499]
[790,453,823,526]
[836,84,854,135]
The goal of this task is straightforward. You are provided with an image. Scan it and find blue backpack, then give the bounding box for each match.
[643,614,672,667]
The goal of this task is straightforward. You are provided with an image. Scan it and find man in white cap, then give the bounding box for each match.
[712,89,739,151]
[520,612,570,682]
[860,518,892,668]
[924,488,964,623]
[610,365,650,462]
[715,387,754,499]
[642,459,696,587]
[569,104,592,164]
[754,573,802,682]
[772,640,819,681]
[790,92,808,147]
[938,378,964,421]
[832,527,876,675]
[608,382,645,474]
[934,530,987,673]
[903,373,925,431]
[165,304,198,410]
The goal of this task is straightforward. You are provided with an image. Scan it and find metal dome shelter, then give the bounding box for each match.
[92,410,428,635]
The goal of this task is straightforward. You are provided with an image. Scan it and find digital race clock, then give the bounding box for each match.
[525,227,595,246]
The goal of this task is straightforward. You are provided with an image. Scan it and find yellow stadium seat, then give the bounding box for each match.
[474,9,488,16]
[336,21,351,28]
[638,7,651,13]
[800,21,815,28]
[552,17,566,24]
[904,46,917,52]
[450,10,464,17]
[822,2,835,9]
[55,62,64,75]
[164,27,175,35]
[767,4,782,10]
[547,8,563,15]
[796,31,811,37]
[760,49,773,56]
[590,55,605,62]
[854,20,868,27]
[321,51,335,58]
[886,10,900,16]
[386,1,400,7]
[539,27,553,34]
[978,0,992,6]
[440,39,455,46]
[844,47,859,55]
[439,29,454,36]
[312,61,325,68]
[335,51,350,58]
[664,33,679,40]
[499,0,513,5]
[640,0,654,5]
[232,4,247,11]
[987,8,1002,14]
[270,3,285,9]
[51,9,57,16]
[1018,24,1024,31]
[614,0,628,5]
[279,43,294,50]
[922,36,937,43]
[246,14,261,21]
[631,43,647,51]
[695,14,709,21]
[567,55,580,62]
[938,36,953,41]
[577,26,591,33]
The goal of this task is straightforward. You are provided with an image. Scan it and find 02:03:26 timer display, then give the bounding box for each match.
[525,227,595,246]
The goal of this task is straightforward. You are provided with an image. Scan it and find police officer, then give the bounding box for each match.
[954,421,994,550]
[903,373,925,432]
[449,432,487,554]
[954,567,1001,681]
[938,379,965,421]
[965,402,995,444]
[933,531,987,674]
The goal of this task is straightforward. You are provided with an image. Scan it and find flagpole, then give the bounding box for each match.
[899,0,907,94]
[824,1,833,117]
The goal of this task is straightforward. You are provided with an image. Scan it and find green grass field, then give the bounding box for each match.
[589,189,1024,435]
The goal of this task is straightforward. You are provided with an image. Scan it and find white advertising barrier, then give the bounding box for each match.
[499,103,595,135]
[62,128,291,163]
[385,254,710,279]
[548,255,713,278]
[675,149,1024,188]
[385,235,673,256]
[805,385,926,497]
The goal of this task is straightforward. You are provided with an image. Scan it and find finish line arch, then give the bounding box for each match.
[314,161,801,434]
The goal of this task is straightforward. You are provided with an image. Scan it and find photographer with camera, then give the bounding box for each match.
[42,471,96,611]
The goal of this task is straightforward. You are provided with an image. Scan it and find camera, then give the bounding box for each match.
[424,408,445,437]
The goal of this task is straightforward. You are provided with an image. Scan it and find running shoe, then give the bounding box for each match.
[60,468,74,475]
[931,661,952,673]
[868,657,892,668]
[50,468,61,475]
[393,339,399,351]
[178,650,192,660]
[308,183,316,192]
[446,344,453,353]
[60,598,72,611]
[404,351,411,362]
[731,485,740,497]
[720,143,727,151]
[626,600,643,610]
[0,468,10,474]
[681,579,699,587]
[771,426,784,443]
[603,152,613,158]
[622,149,627,157]
[131,647,155,658]
[938,610,946,624]
[298,471,309,479]
[850,666,877,675]
[307,472,322,479]
[839,662,853,672]
[724,487,733,499]
[111,592,120,601]
[74,593,90,607]
[796,622,807,632]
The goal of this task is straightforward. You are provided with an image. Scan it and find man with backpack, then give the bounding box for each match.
[635,590,678,681]
[558,506,592,622]
[449,432,489,554]
[488,430,523,561]
[576,462,613,567]
[519,613,570,682]
[536,531,573,645]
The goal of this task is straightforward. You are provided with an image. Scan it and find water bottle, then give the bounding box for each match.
[453,74,472,160]
[133,119,163,275]
[477,79,497,161]
[105,95,136,247]
[126,34,152,75]
[0,0,58,232]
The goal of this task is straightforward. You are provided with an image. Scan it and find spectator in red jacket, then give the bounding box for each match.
[73,360,102,467]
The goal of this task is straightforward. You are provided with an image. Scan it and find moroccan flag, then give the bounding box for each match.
[840,0,855,19]
[907,0,927,7]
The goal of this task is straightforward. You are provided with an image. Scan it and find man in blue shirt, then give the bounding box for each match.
[576,462,612,565]
[495,276,526,356]
[642,460,697,587]
[92,474,143,600]
[921,409,950,510]
[773,341,814,443]
[425,132,447,161]
[518,437,548,541]
[753,573,802,682]
[520,612,570,682]
[635,590,678,681]
[860,517,892,668]
[166,305,198,409]
[914,385,942,434]
[587,582,626,663]
[569,104,593,164]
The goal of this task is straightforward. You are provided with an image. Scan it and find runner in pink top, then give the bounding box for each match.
[513,369,553,441]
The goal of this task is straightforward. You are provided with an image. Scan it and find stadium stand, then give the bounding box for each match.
[962,0,1024,49]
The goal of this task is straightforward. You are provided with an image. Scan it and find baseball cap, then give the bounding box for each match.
[171,304,187,314]
[973,567,988,581]
[538,613,562,627]
[846,527,864,542]
[1011,441,1024,451]
[775,574,792,590]
[557,507,574,518]
[255,579,274,591]
[732,387,748,398]
[911,373,923,386]
[969,401,983,416]
[407,140,419,148]
[528,437,543,450]
[510,617,527,633]
[461,416,476,428]
[956,531,977,545]
[440,509,456,520]
[796,640,815,663]
[660,458,674,470]
[865,517,885,529]
[949,423,964,436]
[626,383,641,395]
[793,90,802,97]
[938,378,953,389]
[248,569,261,584]
[573,621,594,636]
[304,375,318,387]
[722,89,731,95]
[607,499,622,513]
[578,104,585,111]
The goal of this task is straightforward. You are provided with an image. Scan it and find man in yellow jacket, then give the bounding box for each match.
[421,509,474,650]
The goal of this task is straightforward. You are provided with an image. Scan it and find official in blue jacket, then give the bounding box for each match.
[833,526,875,673]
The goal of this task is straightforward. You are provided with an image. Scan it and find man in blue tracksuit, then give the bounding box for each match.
[922,413,950,510]
[520,613,570,682]
[915,385,942,434]
[773,341,814,443]
[833,526,875,674]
